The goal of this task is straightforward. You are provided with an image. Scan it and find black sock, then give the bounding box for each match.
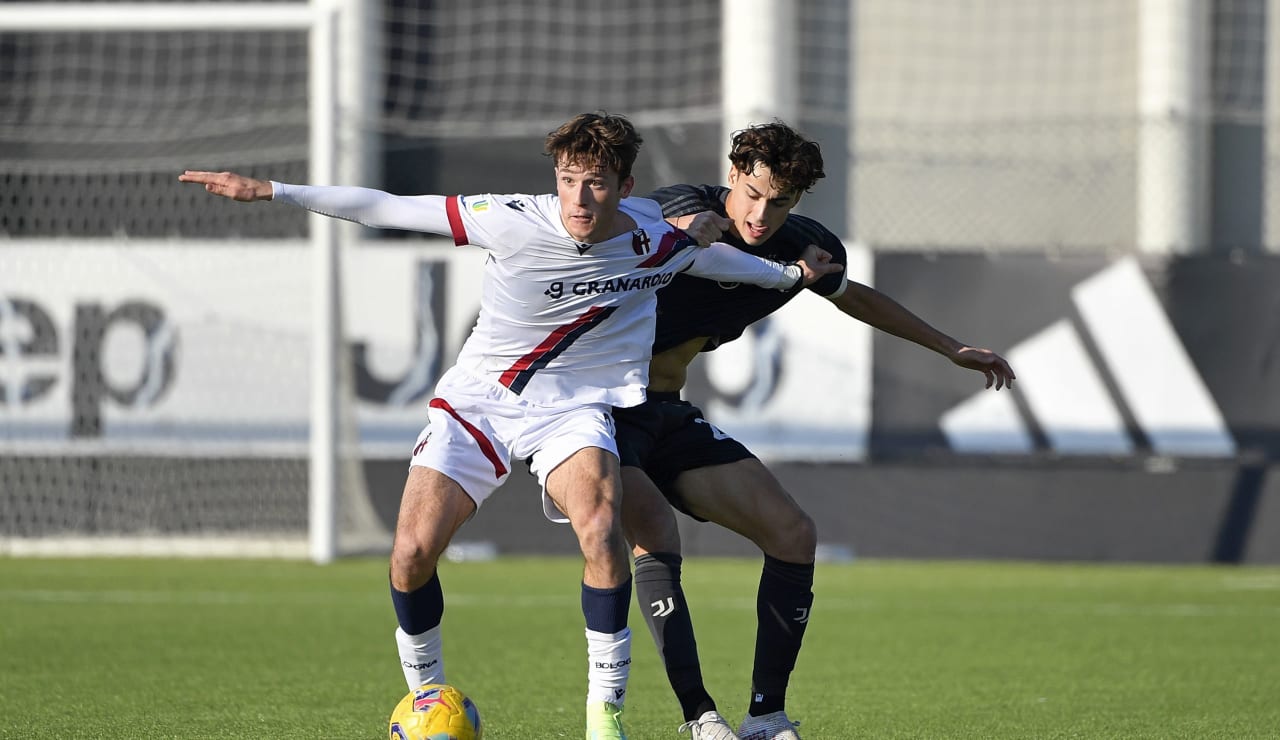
[748,555,814,717]
[634,552,716,722]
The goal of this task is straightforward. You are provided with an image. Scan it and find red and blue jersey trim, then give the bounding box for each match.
[499,305,618,394]
[445,195,468,246]
[428,397,508,478]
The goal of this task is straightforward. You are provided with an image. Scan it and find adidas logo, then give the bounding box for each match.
[941,258,1235,457]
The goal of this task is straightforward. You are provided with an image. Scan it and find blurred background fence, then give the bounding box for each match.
[1,0,1277,562]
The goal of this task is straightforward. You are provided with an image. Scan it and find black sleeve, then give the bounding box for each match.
[806,228,850,298]
[643,184,721,219]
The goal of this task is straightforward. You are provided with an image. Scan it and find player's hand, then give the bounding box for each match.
[178,170,273,202]
[951,347,1016,390]
[673,211,731,246]
[796,243,844,286]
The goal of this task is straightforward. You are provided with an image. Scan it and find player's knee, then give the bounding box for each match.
[389,539,441,592]
[792,510,818,554]
[624,504,680,554]
[758,506,817,562]
[572,505,624,558]
[633,519,680,554]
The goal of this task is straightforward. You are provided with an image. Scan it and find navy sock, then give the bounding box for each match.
[582,577,632,634]
[748,555,814,717]
[390,571,444,635]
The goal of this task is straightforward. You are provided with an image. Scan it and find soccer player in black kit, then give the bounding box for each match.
[615,122,1016,740]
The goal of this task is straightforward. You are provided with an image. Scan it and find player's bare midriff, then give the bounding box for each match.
[647,336,708,393]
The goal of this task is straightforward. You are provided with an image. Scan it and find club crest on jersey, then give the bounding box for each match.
[631,229,651,255]
[636,230,696,268]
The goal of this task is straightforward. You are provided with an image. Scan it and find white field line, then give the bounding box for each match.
[0,537,310,559]
[1220,574,1280,591]
[0,589,572,609]
[2,589,1278,618]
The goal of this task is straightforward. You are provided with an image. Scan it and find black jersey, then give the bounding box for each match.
[645,183,847,354]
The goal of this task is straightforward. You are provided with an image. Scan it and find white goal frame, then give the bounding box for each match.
[0,2,353,563]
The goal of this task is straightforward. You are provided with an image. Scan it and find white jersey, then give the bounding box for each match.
[446,193,701,407]
[270,183,799,409]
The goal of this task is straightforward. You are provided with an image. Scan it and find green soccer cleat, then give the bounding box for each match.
[737,710,801,740]
[585,700,627,740]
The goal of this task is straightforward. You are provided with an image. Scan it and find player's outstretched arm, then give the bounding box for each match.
[179,170,272,202]
[179,171,453,234]
[685,242,841,290]
[949,346,1016,390]
[831,281,1016,390]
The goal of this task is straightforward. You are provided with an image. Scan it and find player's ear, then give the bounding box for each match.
[620,175,635,198]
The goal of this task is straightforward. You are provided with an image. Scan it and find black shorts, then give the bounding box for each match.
[613,391,755,521]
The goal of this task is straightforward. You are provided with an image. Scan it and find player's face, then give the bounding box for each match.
[724,164,802,247]
[555,160,635,243]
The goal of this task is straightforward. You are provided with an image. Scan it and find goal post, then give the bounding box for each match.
[0,1,378,563]
[309,3,340,565]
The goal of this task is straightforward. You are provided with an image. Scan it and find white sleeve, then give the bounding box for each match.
[271,182,452,234]
[684,242,801,290]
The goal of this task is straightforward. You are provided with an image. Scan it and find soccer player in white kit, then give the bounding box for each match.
[181,112,841,740]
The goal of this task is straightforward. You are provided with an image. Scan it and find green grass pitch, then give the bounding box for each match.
[2,556,1278,739]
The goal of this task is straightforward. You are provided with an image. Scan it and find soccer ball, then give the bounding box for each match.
[388,683,483,740]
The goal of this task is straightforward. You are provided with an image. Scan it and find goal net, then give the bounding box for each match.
[0,0,731,562]
[0,2,370,560]
[1,0,1272,559]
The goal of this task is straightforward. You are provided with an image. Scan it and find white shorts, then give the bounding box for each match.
[408,367,618,523]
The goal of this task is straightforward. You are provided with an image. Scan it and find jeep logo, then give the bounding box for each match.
[0,296,176,436]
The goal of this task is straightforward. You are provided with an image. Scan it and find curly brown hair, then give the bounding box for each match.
[727,121,825,195]
[544,112,644,182]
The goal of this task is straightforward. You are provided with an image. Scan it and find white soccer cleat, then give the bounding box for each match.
[678,710,741,739]
[737,710,802,740]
